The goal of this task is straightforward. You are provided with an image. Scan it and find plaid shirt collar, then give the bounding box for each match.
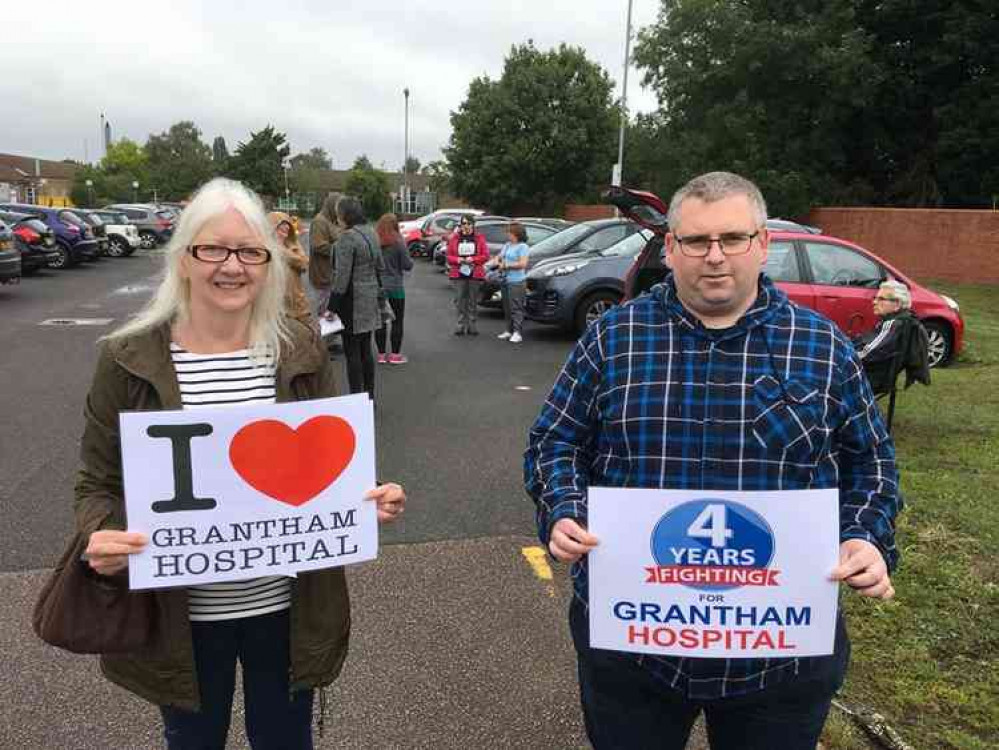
[652,273,785,341]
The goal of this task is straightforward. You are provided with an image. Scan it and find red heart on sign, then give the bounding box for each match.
[229,416,356,506]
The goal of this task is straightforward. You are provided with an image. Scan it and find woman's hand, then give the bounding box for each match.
[366,483,406,524]
[84,530,148,576]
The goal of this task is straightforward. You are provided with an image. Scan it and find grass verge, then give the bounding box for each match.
[823,283,999,749]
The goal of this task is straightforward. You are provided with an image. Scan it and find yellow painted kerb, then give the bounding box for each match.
[521,546,553,581]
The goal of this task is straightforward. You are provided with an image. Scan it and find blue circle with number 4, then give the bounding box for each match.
[650,499,775,591]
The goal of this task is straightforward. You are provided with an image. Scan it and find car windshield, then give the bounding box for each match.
[599,231,652,258]
[527,223,597,262]
[155,211,173,220]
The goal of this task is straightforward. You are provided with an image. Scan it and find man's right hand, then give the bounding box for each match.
[549,519,599,563]
[84,530,148,577]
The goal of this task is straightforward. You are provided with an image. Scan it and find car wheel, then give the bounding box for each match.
[48,244,73,269]
[924,320,953,368]
[108,236,128,257]
[139,231,157,250]
[574,291,621,335]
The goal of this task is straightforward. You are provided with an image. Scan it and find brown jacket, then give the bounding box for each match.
[269,211,313,326]
[308,194,341,289]
[75,322,350,710]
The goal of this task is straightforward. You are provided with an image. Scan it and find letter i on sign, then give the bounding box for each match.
[687,504,733,548]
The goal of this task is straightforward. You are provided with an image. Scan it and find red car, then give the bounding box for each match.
[609,186,964,367]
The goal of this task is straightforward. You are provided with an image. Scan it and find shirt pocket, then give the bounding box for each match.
[751,375,825,465]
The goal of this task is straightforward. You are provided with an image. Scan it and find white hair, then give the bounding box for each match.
[667,171,768,230]
[105,178,290,361]
[881,279,911,309]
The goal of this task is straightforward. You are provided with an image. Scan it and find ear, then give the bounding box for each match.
[756,227,770,267]
[663,234,677,269]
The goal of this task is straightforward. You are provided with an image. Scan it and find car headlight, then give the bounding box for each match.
[541,260,592,277]
[940,294,960,313]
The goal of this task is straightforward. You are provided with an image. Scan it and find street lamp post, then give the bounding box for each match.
[403,87,410,215]
[85,179,93,206]
[132,180,139,203]
[613,0,634,187]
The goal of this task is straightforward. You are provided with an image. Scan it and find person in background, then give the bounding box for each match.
[326,197,384,399]
[374,213,413,364]
[492,222,530,344]
[268,211,313,330]
[308,193,341,315]
[446,215,489,336]
[78,177,406,749]
[853,280,930,394]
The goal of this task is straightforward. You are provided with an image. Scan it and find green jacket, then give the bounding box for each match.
[74,322,350,711]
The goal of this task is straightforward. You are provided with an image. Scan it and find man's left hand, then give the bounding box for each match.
[830,539,894,600]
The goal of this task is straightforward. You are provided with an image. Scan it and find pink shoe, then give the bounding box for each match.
[388,354,408,365]
[377,353,388,364]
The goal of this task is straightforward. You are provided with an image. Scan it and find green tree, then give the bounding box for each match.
[101,138,148,179]
[211,136,230,172]
[444,42,618,214]
[227,126,291,197]
[145,121,213,200]
[422,160,453,195]
[345,155,391,219]
[403,156,421,174]
[289,147,332,171]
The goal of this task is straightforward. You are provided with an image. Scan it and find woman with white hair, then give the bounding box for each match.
[74,177,406,749]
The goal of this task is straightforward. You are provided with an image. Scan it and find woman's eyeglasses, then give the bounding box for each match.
[189,245,272,265]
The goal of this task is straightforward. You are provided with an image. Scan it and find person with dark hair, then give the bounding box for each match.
[374,213,413,364]
[308,193,341,315]
[492,222,530,343]
[445,215,489,336]
[326,197,384,399]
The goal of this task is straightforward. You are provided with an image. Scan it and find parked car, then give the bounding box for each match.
[0,210,61,273]
[606,186,964,367]
[514,217,575,230]
[103,203,175,248]
[88,209,141,256]
[73,210,110,256]
[469,219,566,305]
[525,229,655,333]
[0,218,20,286]
[0,203,99,268]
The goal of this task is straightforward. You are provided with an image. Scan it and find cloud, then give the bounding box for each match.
[0,0,660,168]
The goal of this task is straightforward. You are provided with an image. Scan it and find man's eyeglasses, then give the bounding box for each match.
[873,295,899,304]
[189,245,272,265]
[674,231,760,257]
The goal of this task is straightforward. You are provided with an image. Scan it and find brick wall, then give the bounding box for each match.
[565,204,616,222]
[807,207,999,284]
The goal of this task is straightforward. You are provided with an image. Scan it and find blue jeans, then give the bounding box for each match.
[160,610,314,750]
[570,599,847,750]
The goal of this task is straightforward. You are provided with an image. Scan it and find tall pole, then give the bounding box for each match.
[614,0,634,186]
[403,87,410,214]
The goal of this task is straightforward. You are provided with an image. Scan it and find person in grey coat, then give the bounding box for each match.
[326,196,385,399]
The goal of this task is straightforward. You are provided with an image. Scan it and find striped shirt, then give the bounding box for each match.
[170,344,292,622]
[525,275,900,699]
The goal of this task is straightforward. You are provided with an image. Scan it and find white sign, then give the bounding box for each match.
[120,394,377,590]
[588,488,839,659]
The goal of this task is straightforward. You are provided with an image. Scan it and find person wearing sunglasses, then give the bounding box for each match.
[74,178,406,749]
[445,215,489,335]
[526,171,899,750]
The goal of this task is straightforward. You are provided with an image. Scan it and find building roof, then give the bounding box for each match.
[0,153,81,182]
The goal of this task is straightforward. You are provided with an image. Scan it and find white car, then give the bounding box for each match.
[91,210,142,257]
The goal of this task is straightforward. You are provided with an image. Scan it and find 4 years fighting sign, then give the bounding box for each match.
[587,488,839,659]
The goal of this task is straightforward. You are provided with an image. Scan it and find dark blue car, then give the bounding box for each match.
[0,203,99,268]
[0,218,21,286]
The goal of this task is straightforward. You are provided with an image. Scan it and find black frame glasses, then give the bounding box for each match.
[189,245,272,265]
[674,230,761,257]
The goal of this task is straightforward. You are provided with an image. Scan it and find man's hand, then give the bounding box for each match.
[366,482,406,524]
[830,539,894,600]
[84,530,148,577]
[549,519,599,563]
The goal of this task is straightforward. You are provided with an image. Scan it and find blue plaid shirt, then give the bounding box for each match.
[525,275,900,699]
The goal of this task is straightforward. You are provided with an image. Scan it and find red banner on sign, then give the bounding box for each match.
[644,565,780,586]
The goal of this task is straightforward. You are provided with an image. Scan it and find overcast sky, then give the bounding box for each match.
[0,0,661,171]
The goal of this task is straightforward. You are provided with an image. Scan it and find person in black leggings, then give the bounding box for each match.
[374,213,413,364]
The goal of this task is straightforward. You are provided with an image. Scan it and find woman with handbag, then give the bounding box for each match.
[373,213,413,364]
[325,197,385,399]
[73,177,406,750]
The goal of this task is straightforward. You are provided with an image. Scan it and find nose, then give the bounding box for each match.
[704,241,727,263]
[219,252,245,272]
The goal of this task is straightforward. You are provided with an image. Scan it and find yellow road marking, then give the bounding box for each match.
[521,546,553,581]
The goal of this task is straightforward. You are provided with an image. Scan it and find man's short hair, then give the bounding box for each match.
[881,280,912,309]
[336,196,366,228]
[667,171,768,230]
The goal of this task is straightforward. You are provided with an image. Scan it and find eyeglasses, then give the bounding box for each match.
[189,245,272,265]
[873,296,899,303]
[674,230,760,257]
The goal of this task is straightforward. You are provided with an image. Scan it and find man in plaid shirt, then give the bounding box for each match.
[525,172,900,749]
